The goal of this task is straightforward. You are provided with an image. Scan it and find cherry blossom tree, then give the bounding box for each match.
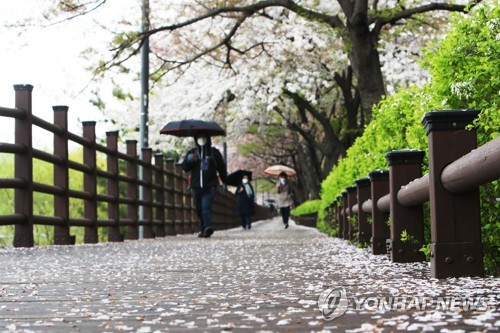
[14,0,481,199]
[89,0,479,119]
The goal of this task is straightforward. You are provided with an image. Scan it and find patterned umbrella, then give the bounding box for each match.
[264,165,297,177]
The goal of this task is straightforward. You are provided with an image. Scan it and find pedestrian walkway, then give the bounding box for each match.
[0,217,498,332]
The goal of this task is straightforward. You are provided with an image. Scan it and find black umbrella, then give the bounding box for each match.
[160,119,226,137]
[226,169,252,187]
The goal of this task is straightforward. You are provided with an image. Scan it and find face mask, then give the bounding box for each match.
[197,137,207,146]
[242,179,249,184]
[280,178,286,185]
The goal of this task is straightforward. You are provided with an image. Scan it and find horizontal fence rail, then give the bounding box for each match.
[0,84,272,247]
[397,173,429,207]
[395,137,500,208]
[441,137,500,193]
[327,109,499,279]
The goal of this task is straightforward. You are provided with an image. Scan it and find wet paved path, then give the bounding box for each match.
[0,217,498,332]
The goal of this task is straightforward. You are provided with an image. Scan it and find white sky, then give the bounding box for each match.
[0,0,139,149]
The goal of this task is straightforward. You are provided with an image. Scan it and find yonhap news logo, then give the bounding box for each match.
[318,287,493,321]
[317,287,349,321]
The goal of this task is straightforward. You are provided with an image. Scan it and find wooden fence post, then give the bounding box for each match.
[13,84,34,247]
[174,164,185,233]
[225,190,236,229]
[212,190,221,229]
[220,189,231,230]
[336,195,343,238]
[190,185,198,232]
[182,173,194,233]
[368,169,390,255]
[107,131,121,242]
[141,148,154,238]
[165,159,176,235]
[346,186,357,240]
[82,121,98,243]
[154,154,166,237]
[328,200,337,229]
[53,105,73,245]
[422,109,483,278]
[341,191,348,239]
[355,177,371,244]
[191,188,198,230]
[386,149,426,263]
[125,140,139,240]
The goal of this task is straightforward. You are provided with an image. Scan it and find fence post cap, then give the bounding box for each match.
[52,105,69,112]
[13,84,34,91]
[355,177,371,188]
[421,109,480,135]
[341,190,348,197]
[164,158,175,167]
[126,139,138,144]
[346,185,357,193]
[82,121,97,127]
[106,130,119,136]
[385,149,425,166]
[368,169,389,181]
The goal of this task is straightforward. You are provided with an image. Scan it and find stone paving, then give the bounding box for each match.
[0,217,498,332]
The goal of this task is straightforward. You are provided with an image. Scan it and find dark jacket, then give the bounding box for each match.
[235,183,255,216]
[180,138,227,189]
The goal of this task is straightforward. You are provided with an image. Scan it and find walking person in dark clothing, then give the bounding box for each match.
[181,134,227,238]
[235,174,255,230]
[276,172,293,229]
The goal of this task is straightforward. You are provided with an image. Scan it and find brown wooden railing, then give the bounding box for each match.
[0,84,272,247]
[293,212,318,228]
[327,109,500,278]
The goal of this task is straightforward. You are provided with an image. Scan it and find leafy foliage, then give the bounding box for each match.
[400,229,419,245]
[317,2,499,275]
[318,85,430,216]
[291,199,321,216]
[422,2,500,142]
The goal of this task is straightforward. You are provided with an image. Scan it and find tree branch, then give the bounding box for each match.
[148,0,344,37]
[282,89,341,148]
[44,0,107,28]
[373,0,482,32]
[97,0,347,79]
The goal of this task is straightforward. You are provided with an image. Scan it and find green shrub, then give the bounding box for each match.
[319,2,499,275]
[292,199,322,216]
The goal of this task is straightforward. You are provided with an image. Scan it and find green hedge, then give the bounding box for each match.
[291,199,322,216]
[318,3,499,275]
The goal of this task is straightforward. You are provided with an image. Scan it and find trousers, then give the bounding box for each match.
[192,187,216,232]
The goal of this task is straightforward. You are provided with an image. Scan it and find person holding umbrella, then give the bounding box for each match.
[276,171,294,229]
[234,173,255,230]
[180,133,227,238]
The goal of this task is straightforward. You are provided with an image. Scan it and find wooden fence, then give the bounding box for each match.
[0,84,272,247]
[293,213,318,228]
[327,109,500,278]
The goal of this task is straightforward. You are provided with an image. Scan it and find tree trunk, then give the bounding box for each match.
[347,9,386,122]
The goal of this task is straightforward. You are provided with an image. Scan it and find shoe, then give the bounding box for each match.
[285,224,289,229]
[204,227,214,238]
[198,232,205,238]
